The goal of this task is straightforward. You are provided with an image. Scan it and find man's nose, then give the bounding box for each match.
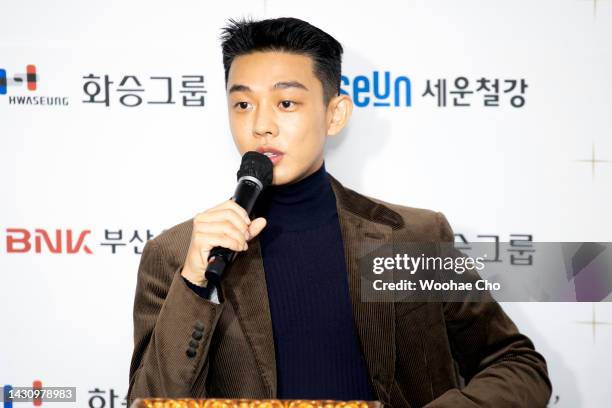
[253,103,278,137]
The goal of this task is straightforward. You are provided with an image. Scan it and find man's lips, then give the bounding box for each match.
[256,147,284,165]
[256,146,284,156]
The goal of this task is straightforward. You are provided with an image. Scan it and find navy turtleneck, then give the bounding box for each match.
[253,161,376,401]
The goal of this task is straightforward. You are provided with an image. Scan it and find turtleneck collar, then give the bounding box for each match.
[254,161,337,232]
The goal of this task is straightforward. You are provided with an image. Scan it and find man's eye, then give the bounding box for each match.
[235,102,250,110]
[279,100,296,109]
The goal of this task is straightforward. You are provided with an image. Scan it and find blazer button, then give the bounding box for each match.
[192,330,203,341]
[189,339,199,349]
[186,347,197,358]
[194,320,205,331]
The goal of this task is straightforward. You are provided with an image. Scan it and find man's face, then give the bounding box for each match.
[226,51,330,185]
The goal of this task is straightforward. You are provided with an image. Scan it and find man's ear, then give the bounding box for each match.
[326,94,353,136]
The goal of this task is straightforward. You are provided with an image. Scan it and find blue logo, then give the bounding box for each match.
[340,71,411,107]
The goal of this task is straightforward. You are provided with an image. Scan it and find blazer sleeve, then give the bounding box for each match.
[424,212,552,408]
[127,238,225,407]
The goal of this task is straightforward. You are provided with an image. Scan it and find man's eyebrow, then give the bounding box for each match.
[228,84,251,94]
[273,81,309,91]
[228,81,309,94]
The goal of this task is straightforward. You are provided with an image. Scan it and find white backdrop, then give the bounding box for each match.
[1,1,611,407]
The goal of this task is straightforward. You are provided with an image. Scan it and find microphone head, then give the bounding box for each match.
[237,151,274,189]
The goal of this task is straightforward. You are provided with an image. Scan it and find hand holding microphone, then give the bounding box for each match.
[180,151,273,289]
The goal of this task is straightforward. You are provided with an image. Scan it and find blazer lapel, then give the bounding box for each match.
[328,174,397,405]
[220,236,277,397]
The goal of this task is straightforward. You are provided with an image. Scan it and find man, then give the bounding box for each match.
[127,17,552,407]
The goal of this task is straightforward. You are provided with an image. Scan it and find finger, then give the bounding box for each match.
[198,232,245,253]
[194,221,247,247]
[198,209,249,235]
[196,200,250,225]
[247,217,267,240]
[219,200,251,224]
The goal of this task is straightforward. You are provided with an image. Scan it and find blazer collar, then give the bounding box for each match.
[220,172,400,404]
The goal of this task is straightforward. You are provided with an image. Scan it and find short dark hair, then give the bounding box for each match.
[220,17,344,105]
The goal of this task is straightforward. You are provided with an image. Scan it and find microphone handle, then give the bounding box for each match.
[204,178,264,285]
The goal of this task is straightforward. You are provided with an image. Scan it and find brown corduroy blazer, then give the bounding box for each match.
[127,173,552,408]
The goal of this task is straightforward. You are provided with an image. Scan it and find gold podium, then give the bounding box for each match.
[129,399,382,408]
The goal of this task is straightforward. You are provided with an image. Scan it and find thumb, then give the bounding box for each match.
[247,217,267,240]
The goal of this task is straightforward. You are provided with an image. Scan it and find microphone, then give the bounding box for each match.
[204,151,273,290]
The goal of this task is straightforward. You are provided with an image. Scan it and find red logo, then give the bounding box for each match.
[6,229,92,254]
